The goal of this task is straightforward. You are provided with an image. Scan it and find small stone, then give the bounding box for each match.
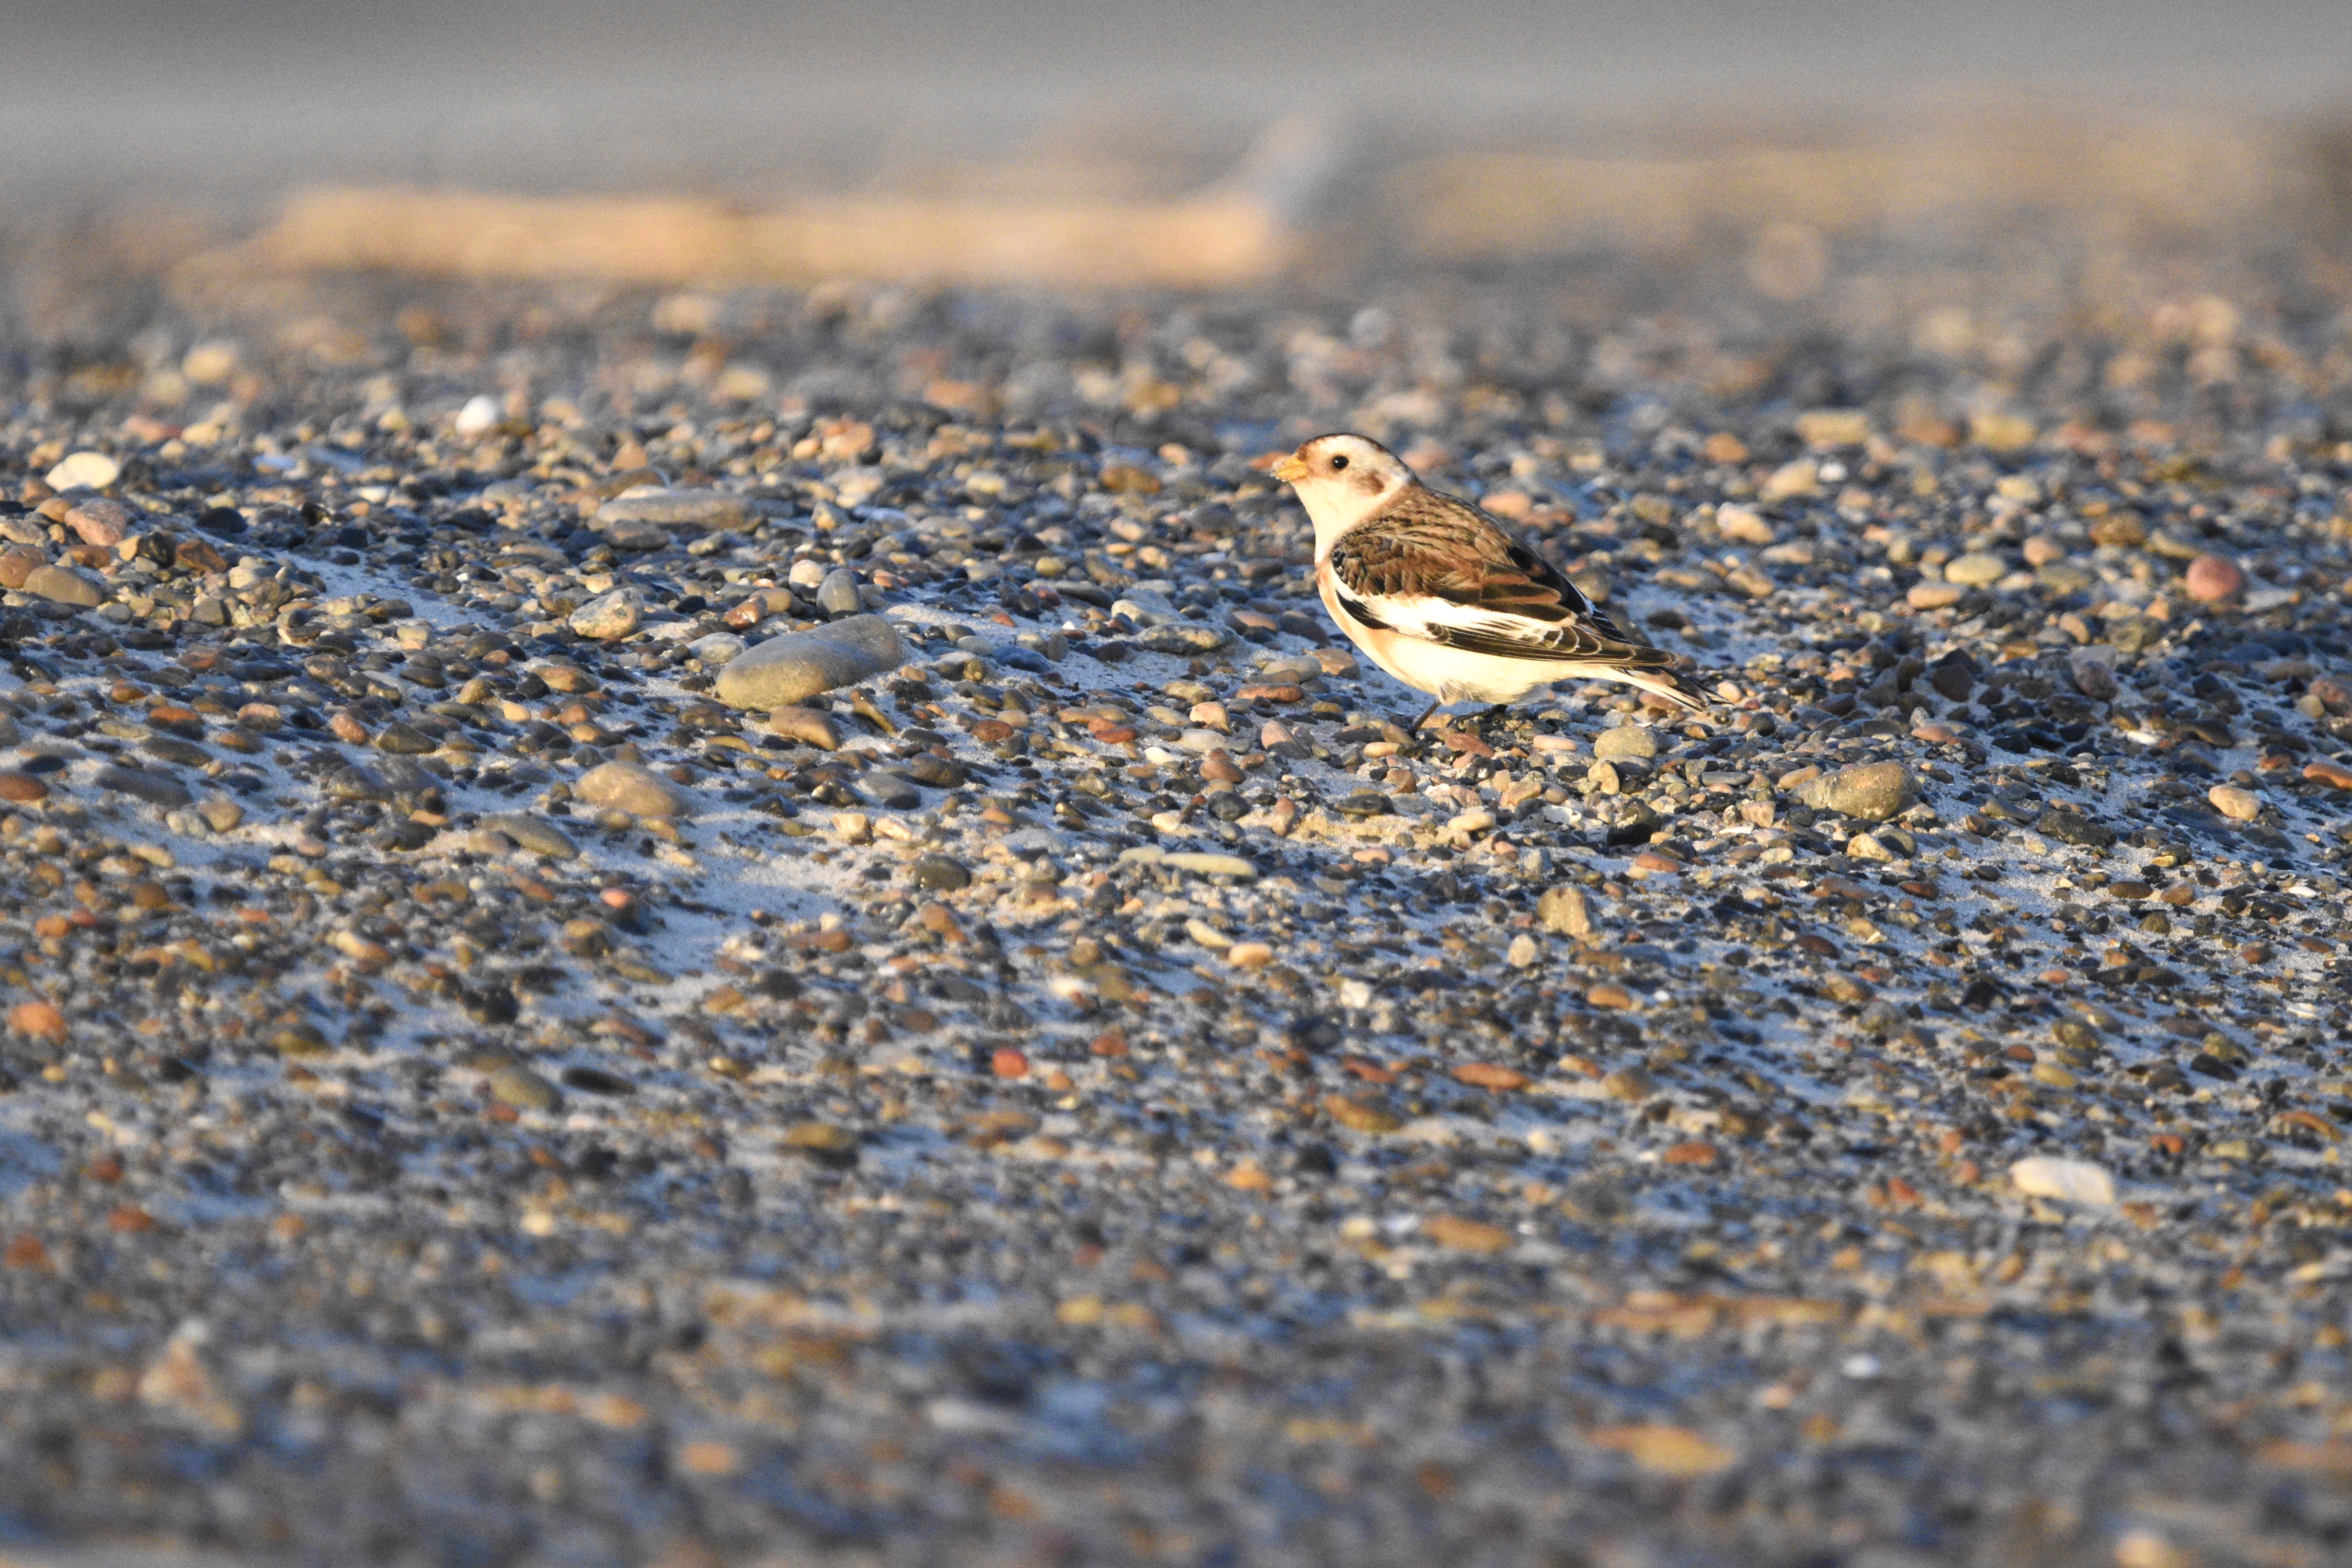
[1592,725,1658,762]
[569,588,643,641]
[272,1021,330,1057]
[1798,761,1916,821]
[1537,885,1594,937]
[1943,551,2008,586]
[479,813,579,858]
[453,394,502,435]
[375,722,437,755]
[1161,851,1258,880]
[817,568,864,616]
[22,564,102,607]
[0,771,48,803]
[1323,1094,1403,1134]
[1422,1215,1512,1253]
[762,707,841,749]
[2067,652,2119,702]
[576,760,689,818]
[0,547,44,590]
[1846,832,1896,862]
[1758,458,1818,501]
[137,1331,242,1436]
[1136,622,1232,654]
[2208,784,2261,821]
[2008,1155,2115,1206]
[1907,583,1964,610]
[594,489,751,532]
[488,1064,561,1112]
[63,497,131,547]
[716,615,907,710]
[95,766,191,808]
[911,855,970,891]
[1715,504,1775,544]
[688,632,747,665]
[2185,554,2246,605]
[2303,759,2352,791]
[2037,809,2115,848]
[8,1000,66,1042]
[44,450,120,490]
[1506,933,1540,967]
[781,1122,859,1168]
[859,770,921,810]
[196,795,244,833]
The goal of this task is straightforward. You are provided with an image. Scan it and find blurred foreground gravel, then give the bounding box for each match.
[4,188,2352,1568]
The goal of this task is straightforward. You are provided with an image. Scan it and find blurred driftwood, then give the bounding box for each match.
[223,186,1292,288]
[195,116,1340,290]
[1393,109,2334,260]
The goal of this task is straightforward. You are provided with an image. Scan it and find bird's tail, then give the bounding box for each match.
[1621,664,1711,713]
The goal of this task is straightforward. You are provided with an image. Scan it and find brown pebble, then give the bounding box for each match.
[8,1000,66,1042]
[2185,553,2246,604]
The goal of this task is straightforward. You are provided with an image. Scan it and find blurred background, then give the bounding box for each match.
[3,0,2348,283]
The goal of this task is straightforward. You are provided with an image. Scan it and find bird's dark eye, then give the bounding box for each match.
[1329,455,1349,471]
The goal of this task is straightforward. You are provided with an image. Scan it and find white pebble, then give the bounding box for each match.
[2008,1156,2115,1206]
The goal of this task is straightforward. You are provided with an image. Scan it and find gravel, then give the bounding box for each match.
[0,198,2349,1568]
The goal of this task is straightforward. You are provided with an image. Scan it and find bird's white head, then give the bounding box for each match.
[1270,433,1416,554]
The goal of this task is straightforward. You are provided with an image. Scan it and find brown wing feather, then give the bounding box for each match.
[1328,487,1674,669]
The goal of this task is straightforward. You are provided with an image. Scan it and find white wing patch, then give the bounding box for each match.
[1349,588,1589,658]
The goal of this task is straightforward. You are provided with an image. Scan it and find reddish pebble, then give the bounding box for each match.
[2305,760,2352,791]
[106,1205,154,1234]
[7,1000,66,1042]
[991,1048,1029,1079]
[2185,553,2245,604]
[599,887,635,910]
[0,771,47,802]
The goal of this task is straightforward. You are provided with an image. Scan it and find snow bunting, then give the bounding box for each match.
[1271,433,1705,724]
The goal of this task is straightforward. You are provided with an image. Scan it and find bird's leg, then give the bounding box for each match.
[1409,699,1444,732]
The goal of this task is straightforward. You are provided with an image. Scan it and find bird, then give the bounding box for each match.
[1270,433,1706,729]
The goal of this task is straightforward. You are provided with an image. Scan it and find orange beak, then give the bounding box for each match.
[1270,454,1310,484]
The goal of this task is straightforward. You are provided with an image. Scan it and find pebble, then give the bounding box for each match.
[2208,784,2261,821]
[2185,553,2246,604]
[22,564,102,607]
[1592,725,1658,761]
[1796,761,1916,821]
[478,813,580,858]
[1942,551,2008,586]
[762,707,841,749]
[488,1064,562,1112]
[715,615,907,709]
[43,450,119,490]
[576,760,690,817]
[1536,885,1595,937]
[688,631,747,665]
[64,497,131,547]
[911,855,970,891]
[859,769,921,810]
[94,766,191,808]
[817,568,864,615]
[594,489,752,531]
[1160,851,1259,879]
[2067,651,2120,701]
[453,394,503,435]
[2008,1156,2115,1206]
[375,722,437,754]
[568,587,644,640]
